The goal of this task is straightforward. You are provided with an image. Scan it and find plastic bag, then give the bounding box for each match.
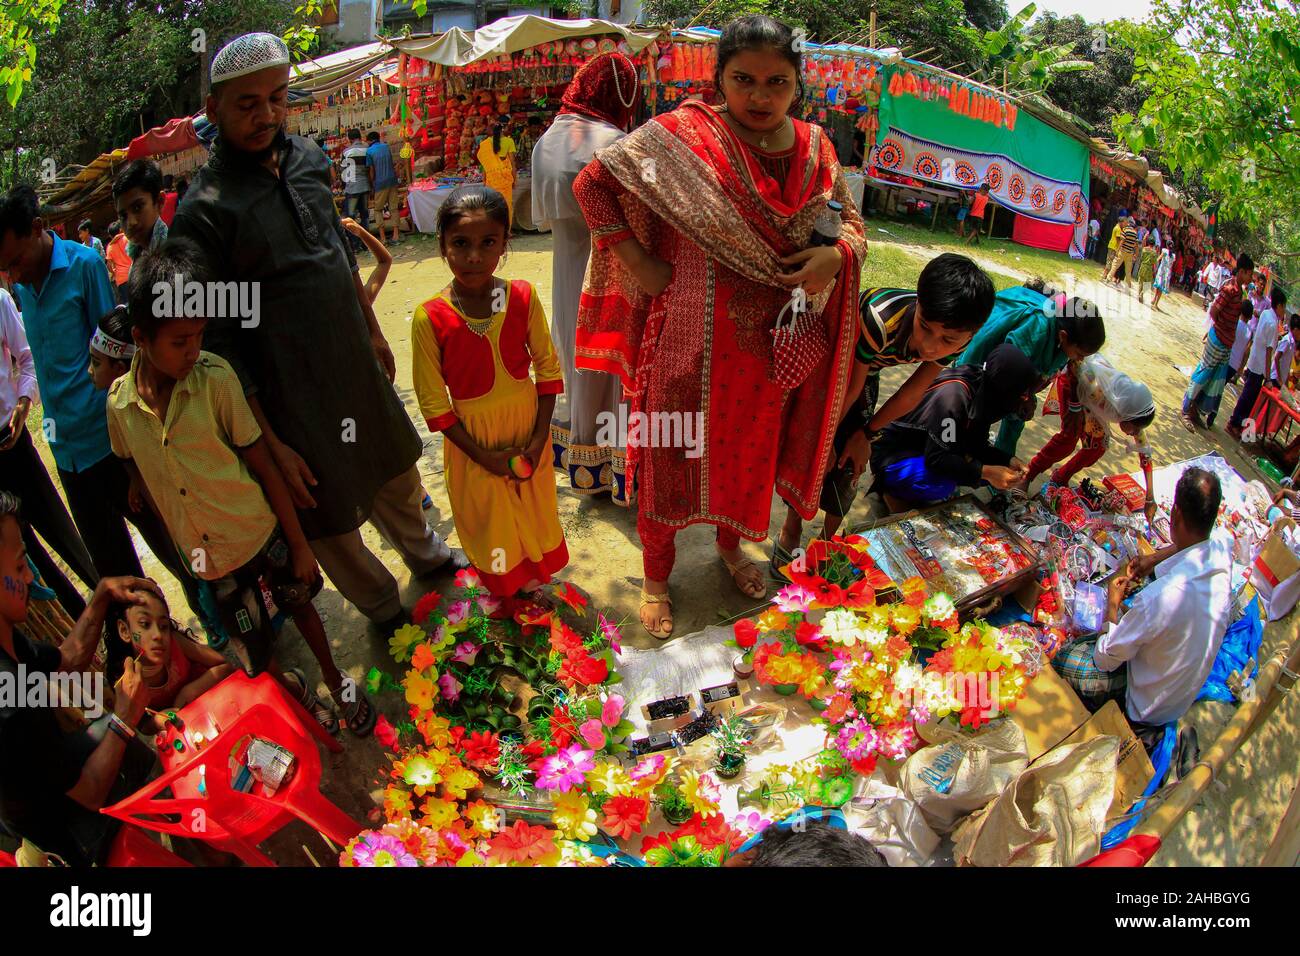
[952,734,1118,866]
[900,718,1029,834]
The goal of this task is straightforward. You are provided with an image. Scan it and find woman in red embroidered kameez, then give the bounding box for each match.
[574,16,867,638]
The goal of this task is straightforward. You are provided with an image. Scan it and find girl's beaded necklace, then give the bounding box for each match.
[450,279,500,336]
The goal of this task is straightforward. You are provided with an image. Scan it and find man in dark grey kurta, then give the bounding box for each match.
[170,33,463,629]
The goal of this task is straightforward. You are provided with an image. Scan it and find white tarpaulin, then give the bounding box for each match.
[391,15,659,67]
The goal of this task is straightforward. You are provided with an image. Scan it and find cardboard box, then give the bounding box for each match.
[1010,665,1091,761]
[699,681,745,717]
[1011,668,1155,823]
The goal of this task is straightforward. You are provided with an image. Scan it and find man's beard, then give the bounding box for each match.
[246,126,287,162]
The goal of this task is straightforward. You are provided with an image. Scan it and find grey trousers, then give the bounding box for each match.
[310,465,450,621]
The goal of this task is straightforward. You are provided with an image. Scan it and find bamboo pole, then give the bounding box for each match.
[869,11,877,49]
[1133,637,1300,845]
[1261,779,1300,866]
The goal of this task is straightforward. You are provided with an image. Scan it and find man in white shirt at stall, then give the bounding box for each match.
[1054,467,1230,735]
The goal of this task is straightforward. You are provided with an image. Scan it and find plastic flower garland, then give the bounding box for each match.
[346,576,725,867]
[736,537,1036,775]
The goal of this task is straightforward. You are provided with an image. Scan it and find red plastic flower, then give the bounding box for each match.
[559,654,609,686]
[795,620,826,650]
[411,590,443,627]
[810,578,846,607]
[841,577,878,609]
[676,812,736,851]
[374,714,399,751]
[514,602,552,634]
[461,730,501,769]
[549,618,586,658]
[487,820,556,864]
[601,795,650,839]
[733,618,759,649]
[521,740,546,760]
[553,581,588,614]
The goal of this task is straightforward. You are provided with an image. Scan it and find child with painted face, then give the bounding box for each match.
[109,586,233,731]
[106,240,375,737]
[87,305,135,392]
[411,185,568,598]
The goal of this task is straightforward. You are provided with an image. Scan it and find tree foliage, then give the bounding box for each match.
[959,3,1093,94]
[0,1,304,188]
[1112,0,1300,257]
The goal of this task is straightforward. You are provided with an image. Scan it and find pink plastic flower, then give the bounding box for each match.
[535,745,596,792]
[597,612,623,654]
[834,718,881,763]
[774,583,816,614]
[601,694,625,728]
[446,600,470,625]
[475,594,501,616]
[451,641,479,665]
[454,568,482,590]
[579,719,606,749]
[438,672,462,703]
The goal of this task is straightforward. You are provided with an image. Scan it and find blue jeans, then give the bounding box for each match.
[343,192,369,249]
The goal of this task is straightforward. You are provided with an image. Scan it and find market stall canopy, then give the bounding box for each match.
[126,115,199,160]
[390,15,658,66]
[290,39,397,94]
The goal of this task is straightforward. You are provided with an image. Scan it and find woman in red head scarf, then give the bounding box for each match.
[532,52,642,508]
[573,16,866,638]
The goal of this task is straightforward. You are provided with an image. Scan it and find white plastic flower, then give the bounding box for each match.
[820,608,866,646]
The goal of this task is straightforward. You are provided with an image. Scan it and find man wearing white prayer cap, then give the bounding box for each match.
[171,33,467,679]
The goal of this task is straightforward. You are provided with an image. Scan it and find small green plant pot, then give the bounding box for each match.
[661,803,693,826]
[807,696,829,713]
[715,753,746,779]
[773,683,799,696]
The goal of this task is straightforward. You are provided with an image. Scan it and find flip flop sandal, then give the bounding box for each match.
[285,667,340,737]
[331,684,378,737]
[769,539,795,584]
[721,554,767,600]
[639,588,674,641]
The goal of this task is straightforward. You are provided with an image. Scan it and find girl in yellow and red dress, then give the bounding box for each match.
[411,185,568,596]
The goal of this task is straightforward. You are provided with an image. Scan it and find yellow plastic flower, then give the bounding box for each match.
[383,784,414,820]
[441,765,481,801]
[429,622,458,651]
[551,791,598,842]
[679,769,721,817]
[399,753,444,794]
[586,760,632,796]
[389,623,427,662]
[463,800,503,837]
[404,669,437,712]
[456,849,486,867]
[890,604,921,636]
[420,796,460,829]
[756,607,790,633]
[416,713,453,748]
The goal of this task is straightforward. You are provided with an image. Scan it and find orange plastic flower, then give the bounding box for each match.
[756,608,790,634]
[900,576,928,607]
[487,820,556,865]
[410,642,439,672]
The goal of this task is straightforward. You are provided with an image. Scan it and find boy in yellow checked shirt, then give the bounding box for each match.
[107,240,375,736]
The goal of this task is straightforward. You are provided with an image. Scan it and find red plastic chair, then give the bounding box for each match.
[105,825,192,867]
[1077,834,1162,867]
[101,672,360,867]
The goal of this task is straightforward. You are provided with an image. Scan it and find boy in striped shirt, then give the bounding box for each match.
[771,254,996,576]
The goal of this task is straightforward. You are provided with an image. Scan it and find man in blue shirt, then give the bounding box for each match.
[0,185,201,678]
[365,131,400,246]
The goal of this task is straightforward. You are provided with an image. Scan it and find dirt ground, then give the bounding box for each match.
[29,225,1297,865]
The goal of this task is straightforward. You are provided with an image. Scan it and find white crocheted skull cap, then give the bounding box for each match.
[210,32,290,85]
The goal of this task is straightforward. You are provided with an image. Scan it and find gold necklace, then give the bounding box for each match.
[721,107,789,150]
[450,281,498,336]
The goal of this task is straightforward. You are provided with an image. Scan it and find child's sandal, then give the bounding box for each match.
[284,667,340,736]
[330,684,378,738]
[639,588,674,641]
